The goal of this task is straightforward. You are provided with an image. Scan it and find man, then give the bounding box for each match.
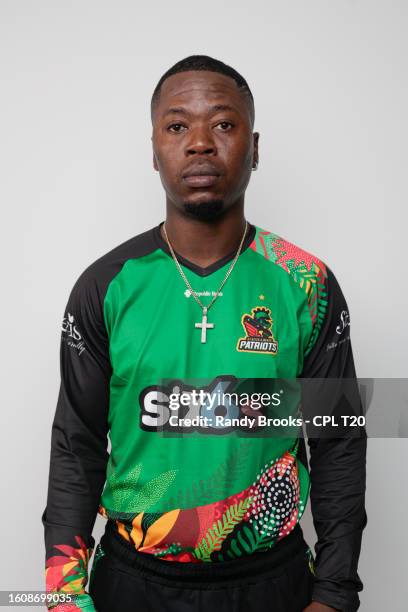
[42,55,367,612]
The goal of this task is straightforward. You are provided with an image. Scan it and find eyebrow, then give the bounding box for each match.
[162,104,239,118]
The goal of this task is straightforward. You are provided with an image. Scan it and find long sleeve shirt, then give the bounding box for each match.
[42,220,367,611]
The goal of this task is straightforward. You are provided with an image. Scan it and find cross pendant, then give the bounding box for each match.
[195,307,214,343]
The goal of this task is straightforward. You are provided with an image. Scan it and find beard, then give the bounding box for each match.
[182,198,224,222]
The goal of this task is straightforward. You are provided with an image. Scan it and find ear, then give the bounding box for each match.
[151,133,159,171]
[253,132,260,167]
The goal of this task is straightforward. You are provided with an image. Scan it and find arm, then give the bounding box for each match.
[300,266,367,612]
[41,269,111,611]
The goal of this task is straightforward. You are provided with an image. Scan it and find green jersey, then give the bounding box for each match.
[42,221,367,611]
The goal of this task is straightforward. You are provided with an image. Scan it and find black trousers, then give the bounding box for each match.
[89,522,315,612]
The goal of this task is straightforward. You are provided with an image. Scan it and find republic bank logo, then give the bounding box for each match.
[184,289,223,298]
[61,312,86,356]
[236,306,279,354]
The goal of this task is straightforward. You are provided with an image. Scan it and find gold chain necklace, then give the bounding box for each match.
[162,220,248,343]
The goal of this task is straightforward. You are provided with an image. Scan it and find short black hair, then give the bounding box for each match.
[151,54,255,126]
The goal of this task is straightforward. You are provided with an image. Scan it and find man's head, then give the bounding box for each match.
[151,55,259,222]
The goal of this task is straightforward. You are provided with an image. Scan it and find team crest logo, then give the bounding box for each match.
[236,306,278,354]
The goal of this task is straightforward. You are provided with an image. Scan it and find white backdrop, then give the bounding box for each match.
[1,1,407,610]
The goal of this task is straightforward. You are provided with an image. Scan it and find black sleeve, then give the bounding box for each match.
[299,266,368,612]
[41,268,111,611]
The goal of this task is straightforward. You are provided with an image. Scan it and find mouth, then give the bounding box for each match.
[181,162,221,188]
[182,174,220,188]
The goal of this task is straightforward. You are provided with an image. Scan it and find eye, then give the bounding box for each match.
[167,123,186,133]
[216,121,233,131]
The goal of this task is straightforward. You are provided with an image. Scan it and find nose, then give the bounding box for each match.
[185,125,216,156]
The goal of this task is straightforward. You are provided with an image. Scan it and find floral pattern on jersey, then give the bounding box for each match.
[163,439,253,512]
[250,227,329,354]
[102,441,304,562]
[45,535,94,610]
[212,441,303,561]
[99,458,178,518]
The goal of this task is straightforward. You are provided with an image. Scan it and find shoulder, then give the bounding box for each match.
[60,226,158,338]
[249,224,334,349]
[249,224,351,357]
[68,226,158,303]
[249,223,328,292]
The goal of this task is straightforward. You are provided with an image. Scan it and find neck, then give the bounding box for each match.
[161,201,247,269]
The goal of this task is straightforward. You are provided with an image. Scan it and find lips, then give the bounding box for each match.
[183,175,220,187]
[182,162,221,188]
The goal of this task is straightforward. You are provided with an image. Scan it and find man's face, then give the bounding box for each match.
[151,70,259,220]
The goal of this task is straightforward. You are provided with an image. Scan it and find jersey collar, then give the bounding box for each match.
[152,220,256,278]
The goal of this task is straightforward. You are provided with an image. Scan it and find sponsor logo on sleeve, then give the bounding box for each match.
[327,310,351,351]
[336,309,350,335]
[61,312,86,356]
